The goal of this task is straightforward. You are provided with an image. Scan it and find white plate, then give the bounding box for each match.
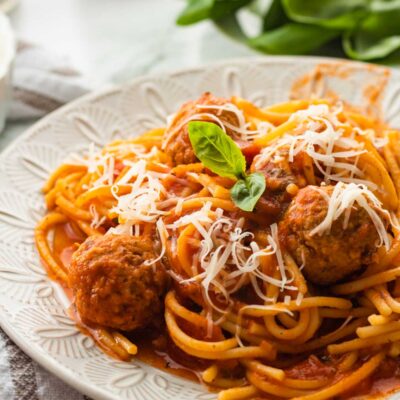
[1,56,400,400]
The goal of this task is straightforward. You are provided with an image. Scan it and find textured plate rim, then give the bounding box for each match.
[0,55,397,400]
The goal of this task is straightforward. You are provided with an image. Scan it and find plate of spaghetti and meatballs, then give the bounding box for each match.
[3,57,400,400]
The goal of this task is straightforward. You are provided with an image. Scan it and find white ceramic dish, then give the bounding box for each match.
[1,57,400,400]
[0,11,14,133]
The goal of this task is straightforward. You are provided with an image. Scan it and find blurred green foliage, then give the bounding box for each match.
[176,0,400,63]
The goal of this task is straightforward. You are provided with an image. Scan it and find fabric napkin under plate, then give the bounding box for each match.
[0,328,91,400]
[7,40,93,121]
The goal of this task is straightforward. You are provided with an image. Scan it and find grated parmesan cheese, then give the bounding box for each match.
[108,159,167,235]
[290,104,342,125]
[175,197,184,216]
[89,204,106,229]
[144,218,168,268]
[254,103,377,189]
[106,222,133,236]
[310,182,392,250]
[196,103,271,141]
[67,143,117,188]
[296,292,304,306]
[67,142,160,192]
[168,204,296,314]
[355,127,388,149]
[162,112,227,149]
[162,101,271,148]
[105,143,159,159]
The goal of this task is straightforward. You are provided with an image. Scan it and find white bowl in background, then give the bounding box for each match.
[0,0,19,13]
[0,11,15,133]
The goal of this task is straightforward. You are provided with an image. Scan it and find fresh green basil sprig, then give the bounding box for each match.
[177,0,400,63]
[188,121,265,212]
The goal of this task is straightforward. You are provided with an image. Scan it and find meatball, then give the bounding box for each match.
[163,92,240,165]
[252,146,300,191]
[251,146,307,216]
[279,185,381,285]
[69,234,168,331]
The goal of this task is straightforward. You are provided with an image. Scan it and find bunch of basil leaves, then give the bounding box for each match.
[177,0,400,63]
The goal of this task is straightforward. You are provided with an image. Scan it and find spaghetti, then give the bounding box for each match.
[35,92,400,400]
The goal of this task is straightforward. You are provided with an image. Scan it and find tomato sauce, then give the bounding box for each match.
[284,354,400,400]
[51,222,400,399]
[344,358,400,400]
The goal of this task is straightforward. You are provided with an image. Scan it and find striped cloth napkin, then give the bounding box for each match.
[0,328,90,400]
[1,41,93,399]
[8,40,93,120]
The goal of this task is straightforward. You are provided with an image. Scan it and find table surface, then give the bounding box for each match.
[0,0,256,150]
[0,1,255,399]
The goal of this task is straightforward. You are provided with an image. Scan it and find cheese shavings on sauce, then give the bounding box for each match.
[195,103,271,141]
[108,159,167,236]
[162,101,271,148]
[254,104,376,189]
[67,143,116,188]
[104,143,159,159]
[68,143,161,190]
[167,203,295,314]
[311,182,392,250]
[67,143,167,230]
[89,204,106,229]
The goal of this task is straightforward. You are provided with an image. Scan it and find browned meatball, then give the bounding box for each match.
[163,92,240,165]
[252,145,307,192]
[279,185,381,285]
[251,146,307,216]
[69,234,168,331]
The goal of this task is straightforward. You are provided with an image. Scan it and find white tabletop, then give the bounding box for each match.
[0,0,256,150]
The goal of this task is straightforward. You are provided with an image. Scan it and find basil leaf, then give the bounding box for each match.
[343,2,400,60]
[231,173,266,212]
[188,121,265,212]
[214,13,248,44]
[283,0,368,29]
[176,0,213,25]
[344,34,400,61]
[249,23,340,55]
[177,0,252,26]
[211,0,253,20]
[263,0,290,32]
[188,121,246,180]
[176,0,400,62]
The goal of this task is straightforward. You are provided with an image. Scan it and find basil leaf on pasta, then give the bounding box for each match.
[188,121,266,212]
[188,121,246,180]
[231,172,266,212]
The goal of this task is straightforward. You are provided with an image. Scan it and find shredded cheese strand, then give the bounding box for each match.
[311,182,392,250]
[168,204,295,315]
[254,103,376,189]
